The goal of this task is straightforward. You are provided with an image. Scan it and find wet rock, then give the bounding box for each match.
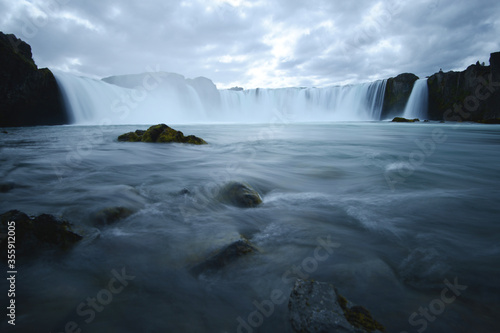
[0,182,15,193]
[0,210,82,260]
[392,117,420,122]
[118,124,207,144]
[218,181,262,208]
[93,206,135,226]
[189,238,257,276]
[288,279,384,333]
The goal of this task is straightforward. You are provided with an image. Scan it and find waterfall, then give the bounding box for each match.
[403,78,429,119]
[54,71,388,124]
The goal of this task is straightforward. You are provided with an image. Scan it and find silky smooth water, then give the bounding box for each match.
[1,122,499,333]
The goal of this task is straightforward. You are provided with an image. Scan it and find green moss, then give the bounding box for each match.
[117,132,141,142]
[392,117,419,122]
[337,294,385,332]
[118,124,207,144]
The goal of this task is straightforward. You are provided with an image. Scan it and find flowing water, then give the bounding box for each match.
[403,79,429,120]
[54,72,389,124]
[1,122,499,333]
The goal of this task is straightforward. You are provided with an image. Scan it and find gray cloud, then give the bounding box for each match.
[0,0,499,88]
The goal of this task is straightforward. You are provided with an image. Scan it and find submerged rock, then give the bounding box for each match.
[392,117,420,122]
[217,181,263,208]
[189,238,257,276]
[288,279,384,333]
[0,182,15,193]
[0,210,82,260]
[118,124,207,144]
[93,206,135,226]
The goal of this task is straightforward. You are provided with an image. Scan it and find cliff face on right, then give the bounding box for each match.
[427,52,500,121]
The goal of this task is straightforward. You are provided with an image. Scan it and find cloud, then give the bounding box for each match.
[0,0,499,88]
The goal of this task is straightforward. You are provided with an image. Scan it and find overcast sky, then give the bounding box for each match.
[1,0,499,89]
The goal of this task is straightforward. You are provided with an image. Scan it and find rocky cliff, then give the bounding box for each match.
[382,52,500,121]
[427,52,500,121]
[381,73,419,120]
[0,32,68,127]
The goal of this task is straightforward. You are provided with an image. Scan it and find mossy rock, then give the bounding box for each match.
[338,294,385,332]
[189,238,257,276]
[93,206,135,226]
[392,117,420,122]
[118,124,207,144]
[0,210,82,261]
[217,181,263,208]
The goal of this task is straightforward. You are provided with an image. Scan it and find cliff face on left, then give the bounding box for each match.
[0,32,68,127]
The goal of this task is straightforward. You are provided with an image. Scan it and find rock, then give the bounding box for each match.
[189,238,257,276]
[392,117,420,122]
[93,206,135,226]
[427,53,500,121]
[118,124,207,144]
[288,279,385,333]
[0,32,68,127]
[474,118,500,124]
[0,210,82,260]
[381,73,419,120]
[217,181,263,208]
[0,182,15,193]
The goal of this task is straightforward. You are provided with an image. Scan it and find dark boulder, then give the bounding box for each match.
[217,181,262,208]
[93,206,135,226]
[189,238,257,276]
[381,73,419,120]
[118,124,207,144]
[288,279,385,333]
[0,210,82,261]
[391,117,420,123]
[0,32,68,127]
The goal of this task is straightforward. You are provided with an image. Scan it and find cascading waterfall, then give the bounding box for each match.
[403,78,429,119]
[54,71,388,124]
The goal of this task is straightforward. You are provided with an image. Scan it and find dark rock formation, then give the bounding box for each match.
[217,181,263,208]
[93,206,135,226]
[392,117,420,123]
[0,32,68,127]
[189,238,257,276]
[0,210,82,261]
[118,124,207,144]
[288,279,385,333]
[381,73,419,120]
[427,52,500,121]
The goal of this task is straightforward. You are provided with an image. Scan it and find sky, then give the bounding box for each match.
[1,0,499,89]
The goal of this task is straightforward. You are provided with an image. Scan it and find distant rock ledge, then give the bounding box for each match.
[392,117,420,123]
[118,124,207,144]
